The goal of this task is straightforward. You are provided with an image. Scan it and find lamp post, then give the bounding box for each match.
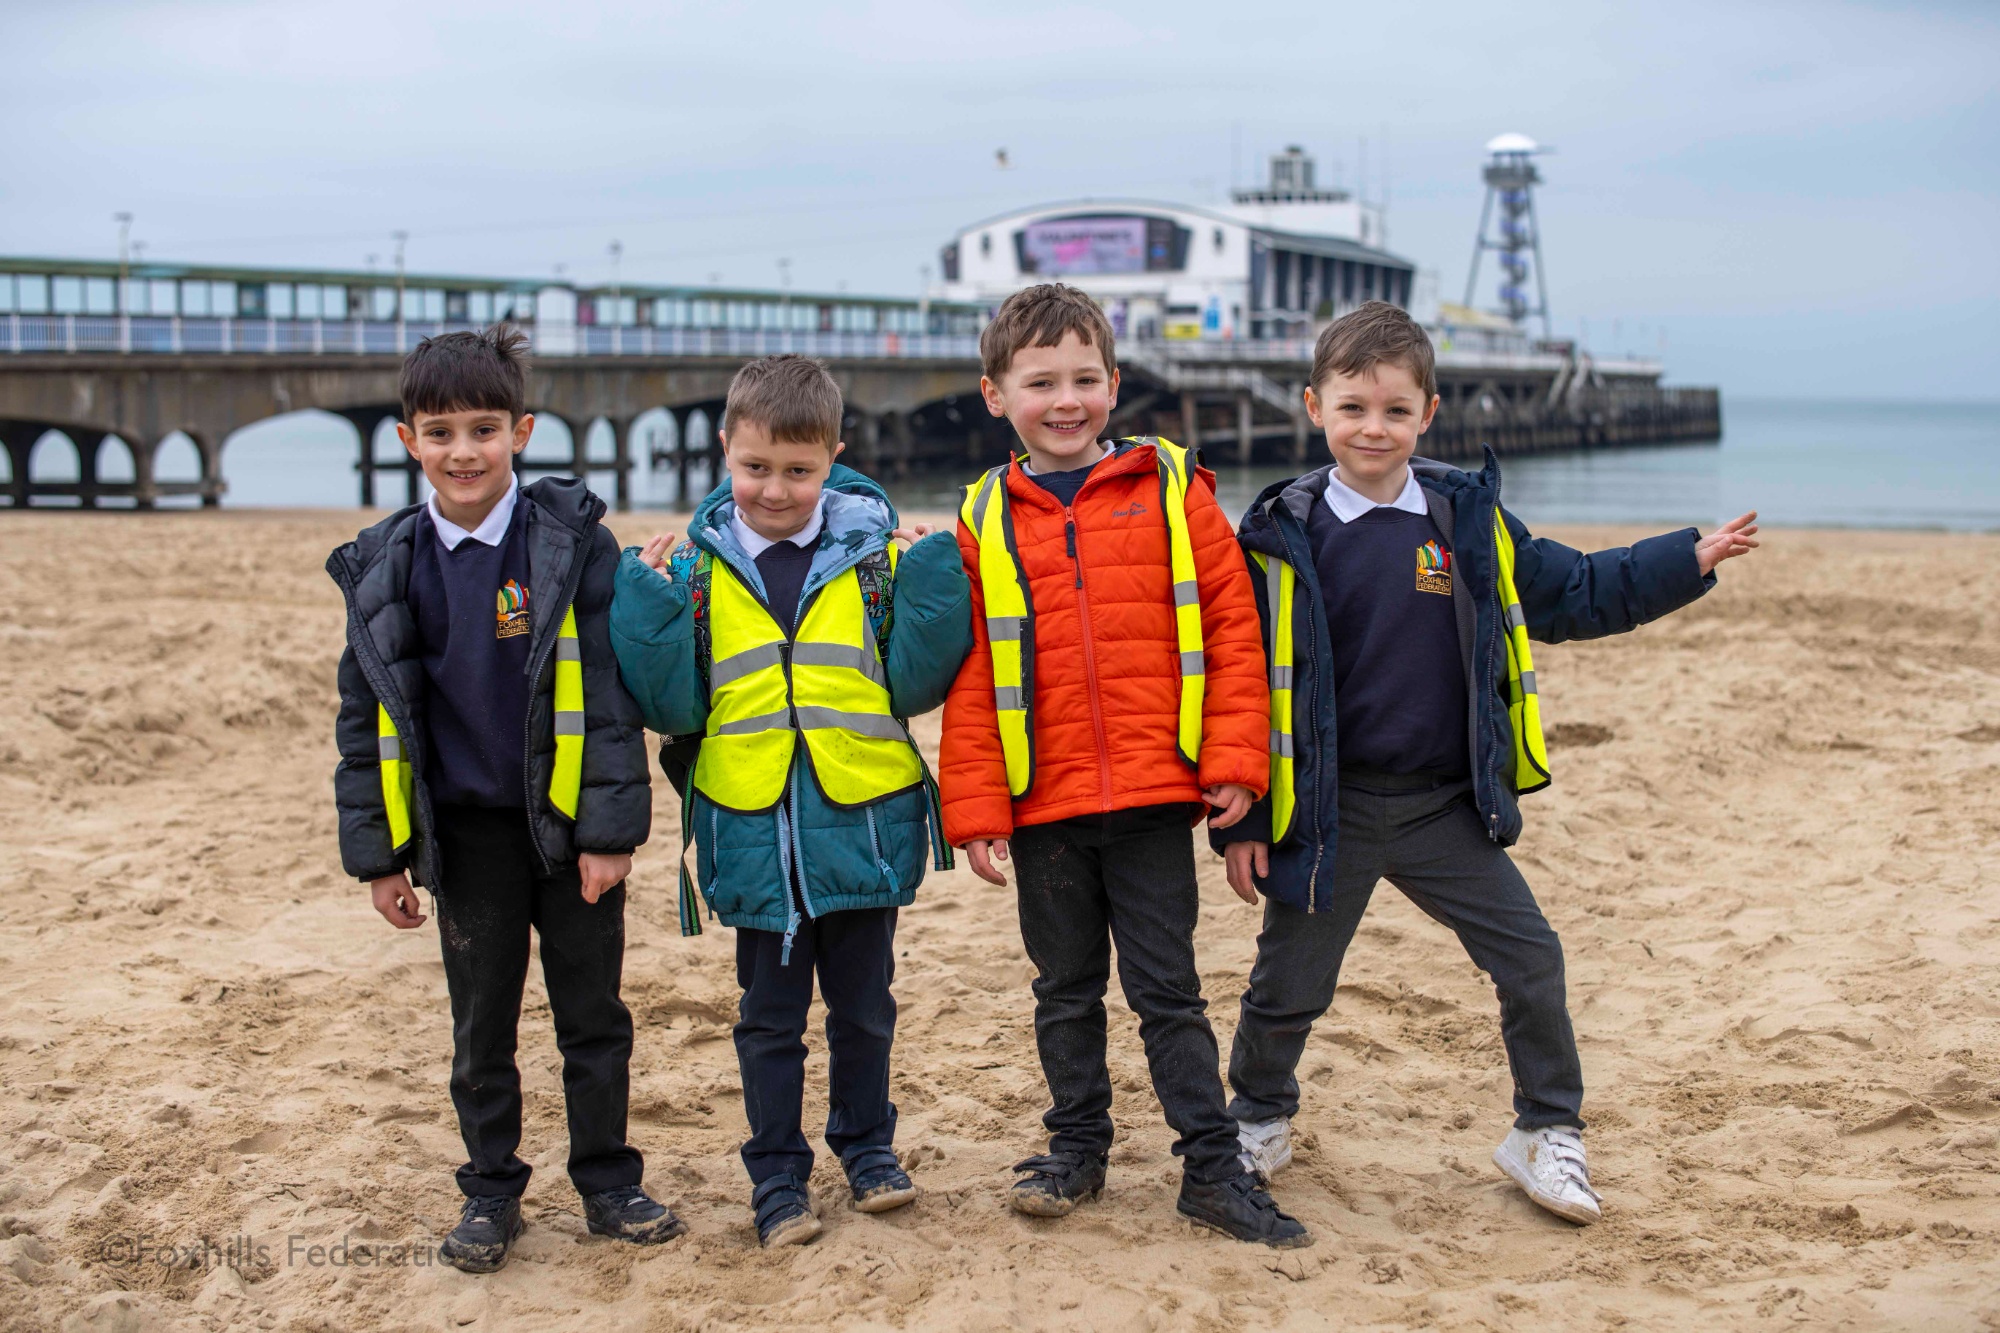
[608,240,623,353]
[114,212,133,351]
[392,230,408,351]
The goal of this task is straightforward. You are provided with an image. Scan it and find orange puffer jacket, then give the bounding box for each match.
[941,441,1270,845]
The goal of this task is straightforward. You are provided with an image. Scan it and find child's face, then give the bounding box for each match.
[1305,361,1439,493]
[722,419,843,543]
[398,408,531,524]
[981,331,1121,474]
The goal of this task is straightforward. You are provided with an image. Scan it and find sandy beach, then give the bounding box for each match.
[0,509,1996,1332]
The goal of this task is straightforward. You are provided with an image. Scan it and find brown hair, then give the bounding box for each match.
[399,324,529,423]
[722,354,844,447]
[1309,301,1436,400]
[979,283,1116,381]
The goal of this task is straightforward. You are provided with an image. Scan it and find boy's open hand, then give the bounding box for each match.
[639,532,680,578]
[578,852,631,904]
[370,872,427,929]
[1696,512,1759,575]
[1203,783,1255,829]
[964,838,1011,886]
[1224,842,1268,904]
[891,523,937,548]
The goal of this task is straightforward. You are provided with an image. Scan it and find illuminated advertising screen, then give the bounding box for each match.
[1020,217,1148,275]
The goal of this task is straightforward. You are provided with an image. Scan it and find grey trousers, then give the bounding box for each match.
[1227,778,1585,1131]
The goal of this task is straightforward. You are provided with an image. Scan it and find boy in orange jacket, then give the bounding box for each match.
[941,283,1307,1247]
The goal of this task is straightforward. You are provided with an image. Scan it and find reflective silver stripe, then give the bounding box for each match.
[987,615,1023,642]
[993,686,1024,711]
[1269,729,1295,758]
[378,736,403,762]
[792,640,886,686]
[715,708,794,736]
[554,713,585,737]
[1179,649,1205,676]
[1269,665,1293,690]
[1504,602,1528,633]
[1518,670,1537,696]
[794,707,910,742]
[556,638,581,662]
[1265,555,1285,663]
[971,468,1002,531]
[710,641,785,689]
[1173,579,1200,608]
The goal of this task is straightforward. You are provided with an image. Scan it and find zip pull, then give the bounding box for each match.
[1064,507,1080,587]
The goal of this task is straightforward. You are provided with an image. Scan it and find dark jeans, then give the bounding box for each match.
[431,805,643,1199]
[1011,803,1240,1184]
[1228,778,1584,1131]
[734,906,899,1187]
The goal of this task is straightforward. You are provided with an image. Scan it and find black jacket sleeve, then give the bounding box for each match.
[1504,506,1713,645]
[335,643,404,881]
[572,525,653,854]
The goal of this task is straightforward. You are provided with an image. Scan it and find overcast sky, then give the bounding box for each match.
[4,1,1994,399]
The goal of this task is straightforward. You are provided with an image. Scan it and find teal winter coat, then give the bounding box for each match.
[609,466,972,942]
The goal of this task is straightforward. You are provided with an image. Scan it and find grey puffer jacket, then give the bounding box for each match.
[327,477,651,890]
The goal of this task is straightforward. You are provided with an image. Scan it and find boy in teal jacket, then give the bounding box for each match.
[609,355,972,1248]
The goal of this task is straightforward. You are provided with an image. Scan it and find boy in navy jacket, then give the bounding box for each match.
[1213,303,1758,1225]
[329,328,676,1273]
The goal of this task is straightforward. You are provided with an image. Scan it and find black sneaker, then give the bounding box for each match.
[582,1184,688,1244]
[752,1173,821,1248]
[439,1195,524,1274]
[846,1152,917,1214]
[1008,1151,1107,1218]
[1177,1172,1312,1249]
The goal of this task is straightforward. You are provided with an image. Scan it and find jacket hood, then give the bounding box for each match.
[690,463,899,601]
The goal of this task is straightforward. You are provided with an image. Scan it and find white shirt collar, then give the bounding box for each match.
[729,495,826,558]
[428,481,518,550]
[1323,467,1427,524]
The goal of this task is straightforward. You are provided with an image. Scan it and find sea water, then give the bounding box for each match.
[75,397,2000,531]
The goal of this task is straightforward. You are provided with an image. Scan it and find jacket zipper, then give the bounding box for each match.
[1064,503,1116,811]
[1271,520,1326,905]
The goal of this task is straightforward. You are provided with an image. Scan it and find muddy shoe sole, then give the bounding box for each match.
[588,1211,689,1244]
[760,1208,823,1248]
[1009,1184,1098,1218]
[853,1181,918,1214]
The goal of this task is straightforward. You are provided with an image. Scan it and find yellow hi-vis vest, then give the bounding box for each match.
[689,552,922,815]
[959,439,1205,798]
[1255,508,1551,841]
[377,605,585,852]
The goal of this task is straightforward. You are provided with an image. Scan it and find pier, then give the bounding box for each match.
[0,257,1720,509]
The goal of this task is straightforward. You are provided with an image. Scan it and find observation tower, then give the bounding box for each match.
[1463,132,1551,337]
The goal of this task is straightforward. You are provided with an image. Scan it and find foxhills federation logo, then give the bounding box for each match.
[496,579,530,638]
[1415,540,1452,595]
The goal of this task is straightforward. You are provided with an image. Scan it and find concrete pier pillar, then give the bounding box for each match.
[611,415,635,511]
[1237,394,1254,466]
[882,410,913,480]
[1290,382,1309,465]
[1179,393,1200,452]
[72,430,108,510]
[132,436,158,510]
[1,423,41,508]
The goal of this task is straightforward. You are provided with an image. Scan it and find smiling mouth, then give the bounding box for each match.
[445,469,486,482]
[1043,420,1088,434]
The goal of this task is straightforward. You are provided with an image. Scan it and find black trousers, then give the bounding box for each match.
[1228,779,1585,1131]
[431,805,643,1199]
[733,906,900,1187]
[1010,803,1240,1184]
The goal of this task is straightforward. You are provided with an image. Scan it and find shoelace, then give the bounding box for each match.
[462,1196,513,1225]
[1538,1131,1602,1202]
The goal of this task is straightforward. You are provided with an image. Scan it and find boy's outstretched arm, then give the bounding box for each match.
[1185,474,1270,816]
[1506,507,1756,644]
[883,526,974,718]
[572,526,652,862]
[939,517,1017,881]
[334,643,405,883]
[608,534,710,739]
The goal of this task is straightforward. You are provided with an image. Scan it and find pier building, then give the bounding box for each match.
[936,146,1418,342]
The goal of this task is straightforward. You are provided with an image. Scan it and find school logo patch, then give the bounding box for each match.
[1415,540,1452,596]
[496,579,530,638]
